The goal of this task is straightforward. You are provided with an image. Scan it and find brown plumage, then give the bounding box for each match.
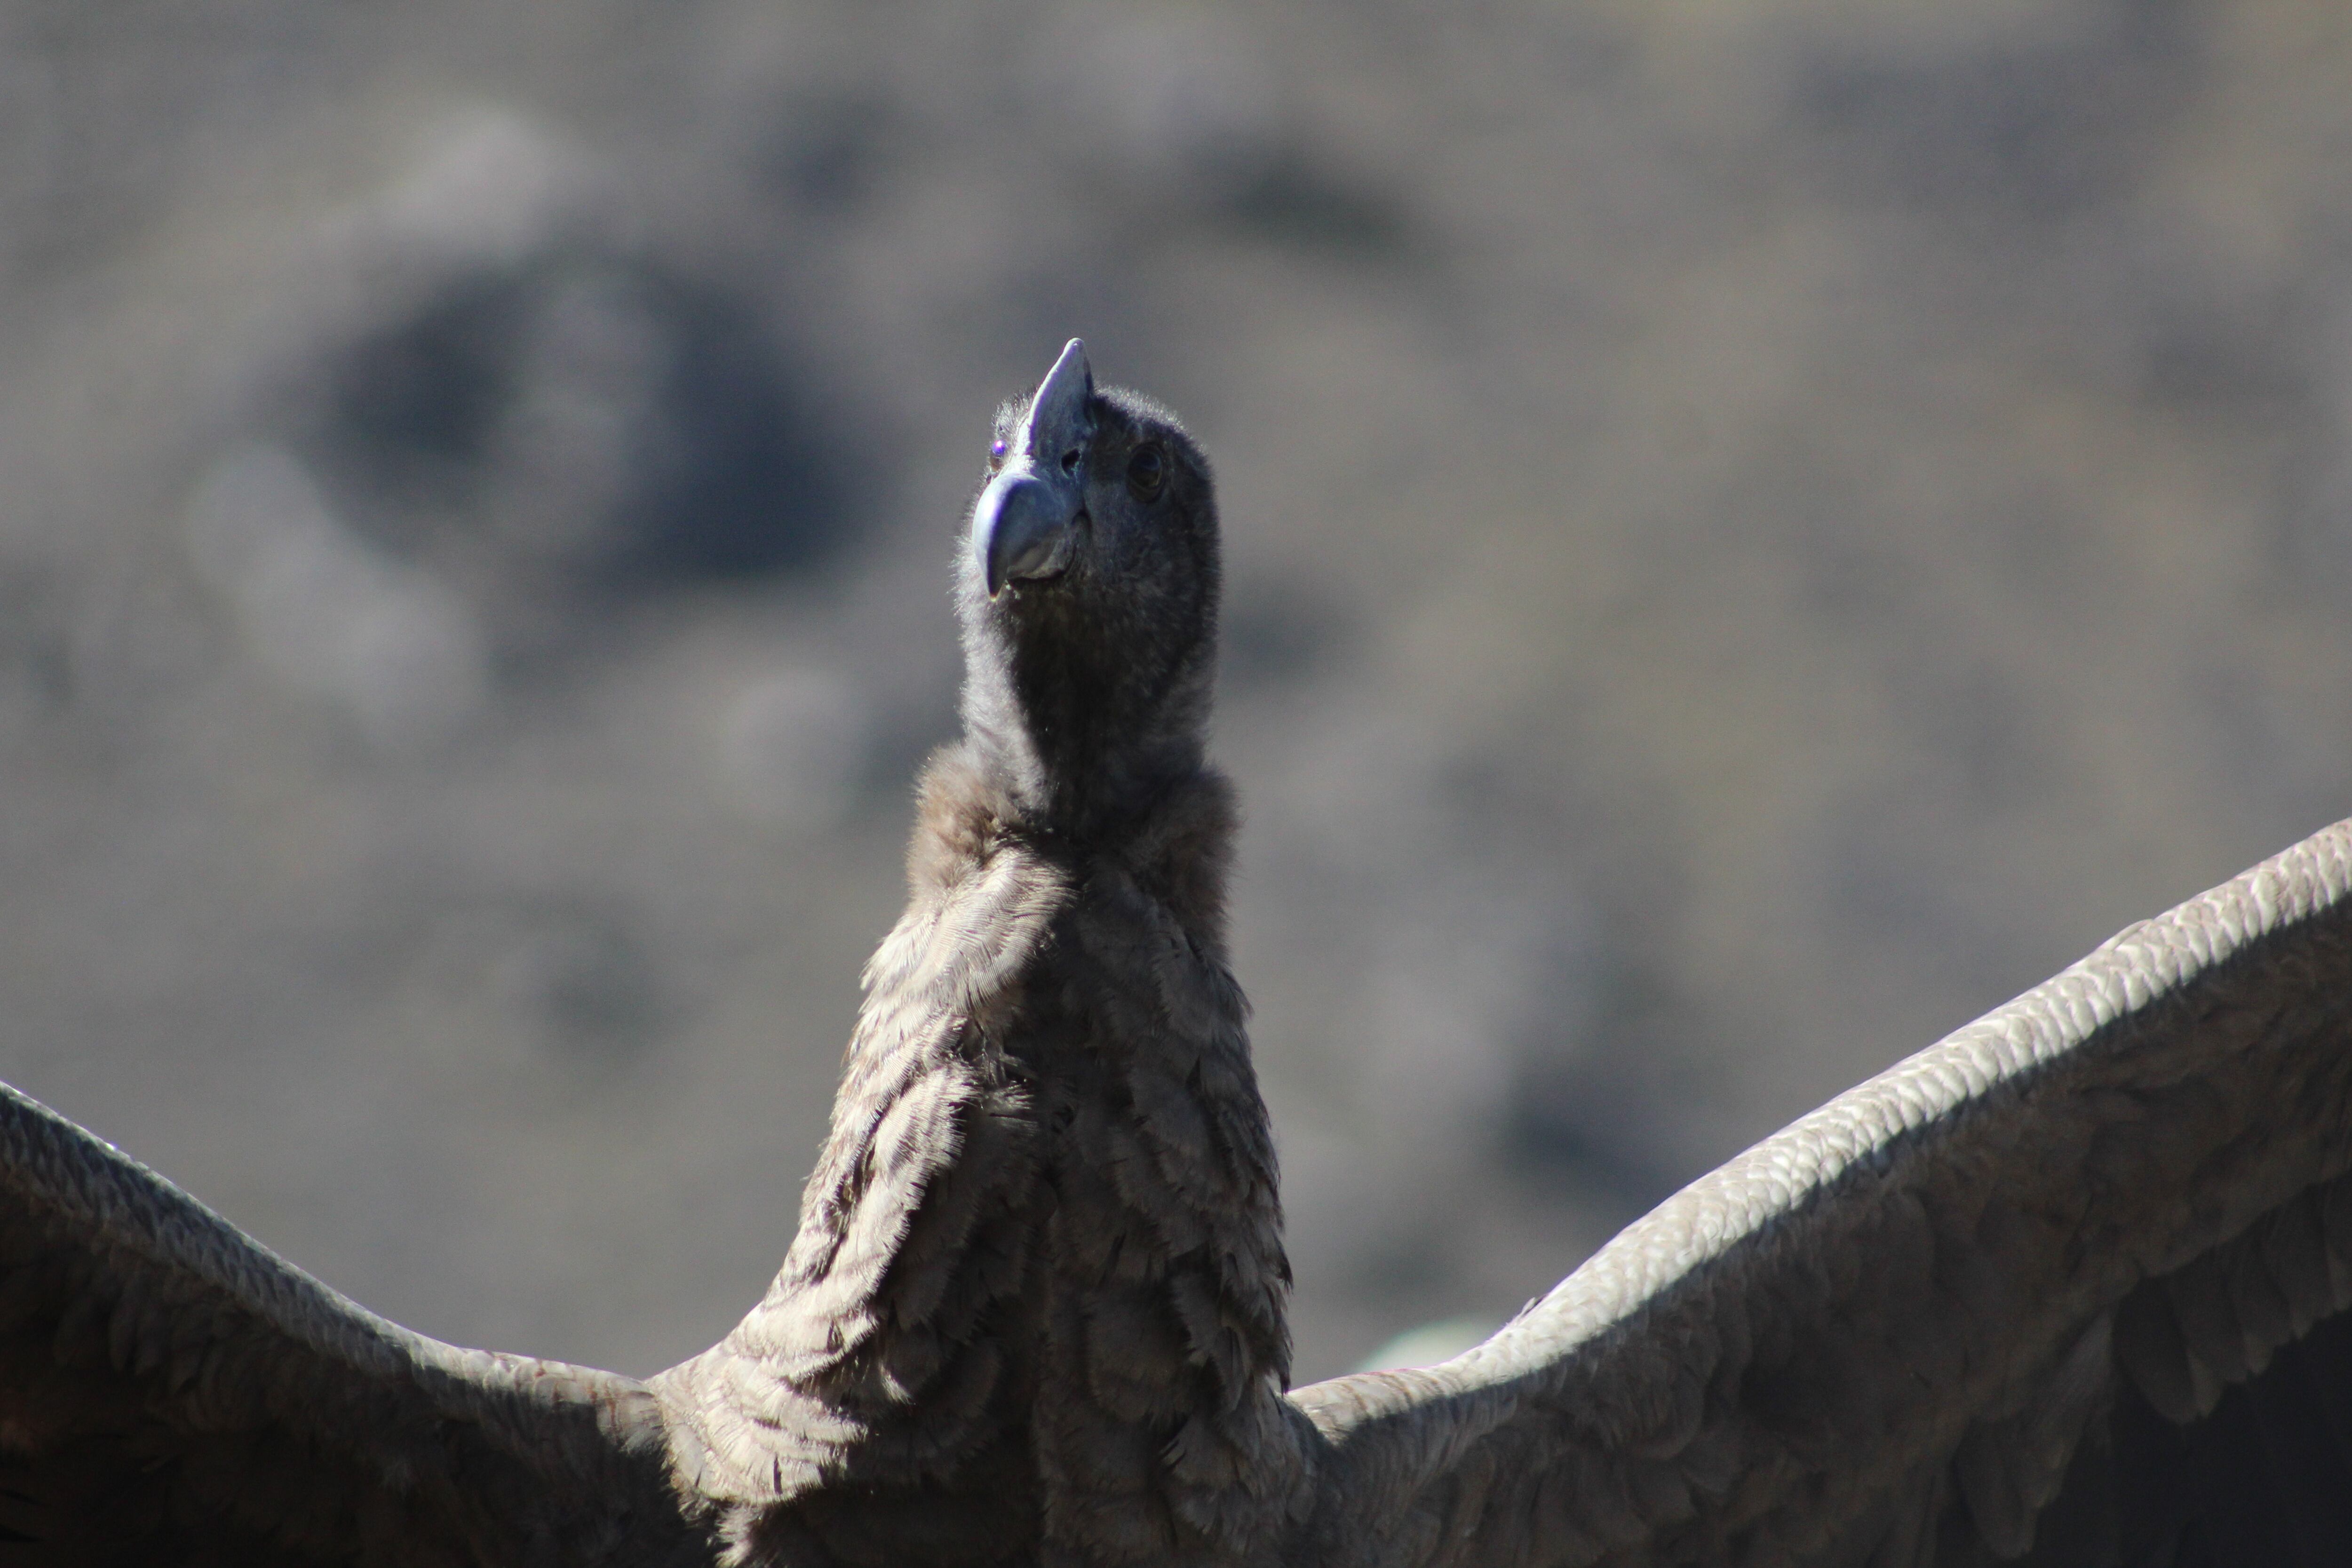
[631,339,1306,1565]
[0,342,2350,1565]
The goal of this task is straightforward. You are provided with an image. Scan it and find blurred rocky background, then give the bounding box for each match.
[3,0,2349,1381]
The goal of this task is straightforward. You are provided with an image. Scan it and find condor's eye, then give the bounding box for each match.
[1126,443,1166,502]
[987,438,1009,473]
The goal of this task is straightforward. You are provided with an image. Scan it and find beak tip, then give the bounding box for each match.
[970,340,1095,602]
[975,471,1076,599]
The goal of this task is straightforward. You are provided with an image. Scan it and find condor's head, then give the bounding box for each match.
[957,340,1222,839]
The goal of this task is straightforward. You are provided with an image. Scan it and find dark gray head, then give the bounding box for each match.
[958,340,1221,838]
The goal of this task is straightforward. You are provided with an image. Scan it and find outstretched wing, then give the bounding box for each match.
[0,1082,686,1567]
[1292,819,2352,1568]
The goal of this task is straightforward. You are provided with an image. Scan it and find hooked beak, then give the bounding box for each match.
[973,339,1094,597]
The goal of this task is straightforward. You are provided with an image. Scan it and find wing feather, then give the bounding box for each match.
[0,1082,684,1565]
[1291,819,2352,1567]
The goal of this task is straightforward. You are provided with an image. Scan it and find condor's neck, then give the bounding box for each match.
[958,627,1215,848]
[915,733,1239,964]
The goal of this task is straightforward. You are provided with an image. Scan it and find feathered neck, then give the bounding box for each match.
[955,586,1218,846]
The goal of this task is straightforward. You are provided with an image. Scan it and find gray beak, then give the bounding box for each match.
[973,339,1095,597]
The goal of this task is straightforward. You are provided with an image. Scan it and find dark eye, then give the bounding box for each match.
[987,438,1009,473]
[1126,444,1166,502]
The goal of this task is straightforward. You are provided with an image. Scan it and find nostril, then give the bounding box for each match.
[1061,449,1080,474]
